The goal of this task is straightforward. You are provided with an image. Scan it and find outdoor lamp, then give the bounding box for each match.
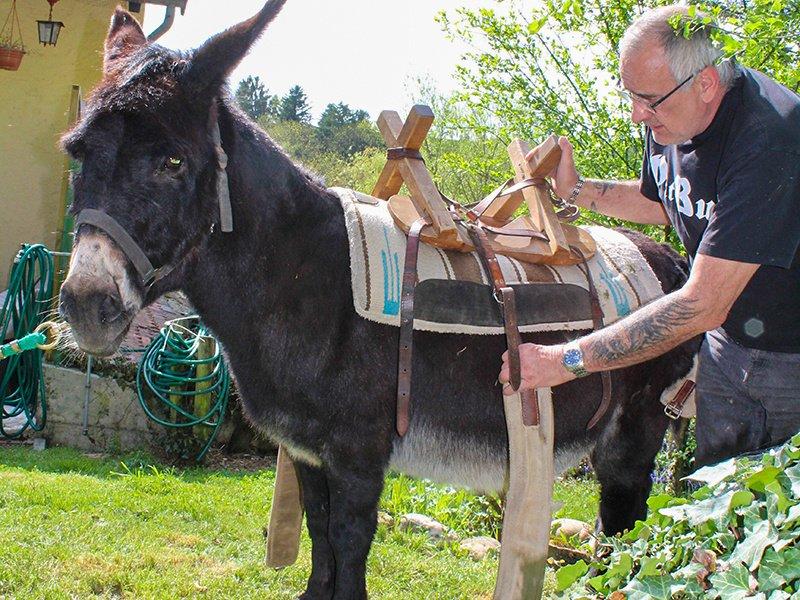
[37,0,64,46]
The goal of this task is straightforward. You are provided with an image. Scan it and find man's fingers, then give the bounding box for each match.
[498,364,509,383]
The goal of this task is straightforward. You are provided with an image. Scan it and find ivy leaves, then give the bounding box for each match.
[557,433,800,598]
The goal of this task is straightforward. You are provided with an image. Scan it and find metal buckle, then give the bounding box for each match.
[664,402,683,420]
[492,288,504,305]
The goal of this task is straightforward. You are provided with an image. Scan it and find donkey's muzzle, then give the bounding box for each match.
[59,283,132,357]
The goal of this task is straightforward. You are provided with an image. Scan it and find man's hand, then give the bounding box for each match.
[498,343,576,395]
[526,134,669,224]
[526,136,579,200]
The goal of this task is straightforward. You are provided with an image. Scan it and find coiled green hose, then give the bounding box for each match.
[0,244,54,438]
[136,316,230,460]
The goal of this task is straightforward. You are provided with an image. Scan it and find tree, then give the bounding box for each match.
[317,102,369,137]
[278,85,312,123]
[234,76,278,121]
[315,102,381,159]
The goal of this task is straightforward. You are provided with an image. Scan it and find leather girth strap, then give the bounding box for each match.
[396,218,427,436]
[468,225,541,427]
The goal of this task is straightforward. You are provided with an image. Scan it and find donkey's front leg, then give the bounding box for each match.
[327,466,385,600]
[295,462,335,600]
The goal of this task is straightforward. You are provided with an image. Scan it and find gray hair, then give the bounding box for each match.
[620,5,736,89]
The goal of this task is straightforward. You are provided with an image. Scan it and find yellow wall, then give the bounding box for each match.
[0,0,142,285]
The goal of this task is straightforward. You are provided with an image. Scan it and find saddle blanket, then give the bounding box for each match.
[332,187,666,335]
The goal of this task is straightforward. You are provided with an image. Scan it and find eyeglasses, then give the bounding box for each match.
[616,71,696,114]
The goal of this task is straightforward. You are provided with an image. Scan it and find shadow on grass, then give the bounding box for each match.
[0,444,277,483]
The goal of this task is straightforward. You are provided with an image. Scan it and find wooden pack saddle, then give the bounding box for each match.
[372,105,596,265]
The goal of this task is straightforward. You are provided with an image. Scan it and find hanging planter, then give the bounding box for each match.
[0,46,24,71]
[0,0,26,71]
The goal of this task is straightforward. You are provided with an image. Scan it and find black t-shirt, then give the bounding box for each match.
[640,67,800,352]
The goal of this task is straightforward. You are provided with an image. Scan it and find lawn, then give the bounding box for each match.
[0,445,598,599]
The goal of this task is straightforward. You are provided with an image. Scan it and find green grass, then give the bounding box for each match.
[0,446,599,599]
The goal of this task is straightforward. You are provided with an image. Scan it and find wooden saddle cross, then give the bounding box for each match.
[374,105,595,265]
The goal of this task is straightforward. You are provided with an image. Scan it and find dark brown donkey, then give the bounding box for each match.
[58,2,697,598]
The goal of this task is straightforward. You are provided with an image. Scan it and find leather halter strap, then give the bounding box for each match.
[75,118,233,289]
[76,209,163,286]
[212,121,234,232]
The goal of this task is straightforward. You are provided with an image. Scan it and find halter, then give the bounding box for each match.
[75,121,232,289]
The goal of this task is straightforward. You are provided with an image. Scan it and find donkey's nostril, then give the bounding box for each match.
[59,293,74,323]
[99,294,124,324]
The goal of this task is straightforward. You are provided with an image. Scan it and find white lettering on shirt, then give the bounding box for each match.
[650,153,715,222]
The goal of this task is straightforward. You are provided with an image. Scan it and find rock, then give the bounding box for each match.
[377,511,393,527]
[551,518,592,542]
[460,536,500,560]
[548,542,592,565]
[398,513,453,541]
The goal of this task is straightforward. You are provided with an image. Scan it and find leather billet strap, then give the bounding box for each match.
[396,218,428,437]
[212,121,234,233]
[468,224,540,427]
[665,379,695,420]
[571,245,613,430]
[76,209,161,285]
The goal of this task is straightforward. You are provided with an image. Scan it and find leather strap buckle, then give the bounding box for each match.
[664,380,695,420]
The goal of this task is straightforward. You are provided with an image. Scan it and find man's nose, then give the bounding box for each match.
[630,101,652,125]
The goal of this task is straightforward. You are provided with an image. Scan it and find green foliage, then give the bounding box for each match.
[556,433,800,598]
[318,118,383,159]
[278,84,312,124]
[318,102,369,136]
[234,76,279,121]
[438,0,643,182]
[331,146,387,192]
[411,77,512,206]
[436,0,800,249]
[687,0,800,91]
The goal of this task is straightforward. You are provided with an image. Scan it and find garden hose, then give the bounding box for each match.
[136,316,230,460]
[0,244,56,438]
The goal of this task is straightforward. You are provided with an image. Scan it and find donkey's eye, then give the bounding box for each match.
[158,156,184,175]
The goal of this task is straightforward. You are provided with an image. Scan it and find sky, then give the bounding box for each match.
[141,0,528,123]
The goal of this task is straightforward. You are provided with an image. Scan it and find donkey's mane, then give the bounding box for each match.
[95,45,190,113]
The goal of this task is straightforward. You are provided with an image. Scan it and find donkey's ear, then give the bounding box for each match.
[184,0,287,93]
[104,8,147,71]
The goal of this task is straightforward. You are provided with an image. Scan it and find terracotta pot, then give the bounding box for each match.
[0,47,25,71]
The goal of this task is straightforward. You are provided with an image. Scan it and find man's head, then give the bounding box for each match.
[619,5,735,145]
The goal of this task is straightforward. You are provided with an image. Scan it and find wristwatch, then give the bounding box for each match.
[562,341,588,378]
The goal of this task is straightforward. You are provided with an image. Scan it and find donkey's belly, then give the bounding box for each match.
[389,424,595,493]
[389,423,507,492]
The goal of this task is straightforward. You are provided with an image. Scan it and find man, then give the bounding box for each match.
[498,4,800,467]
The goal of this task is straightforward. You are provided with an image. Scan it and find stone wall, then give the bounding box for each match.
[41,364,158,453]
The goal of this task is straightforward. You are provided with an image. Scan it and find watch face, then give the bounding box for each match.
[564,348,582,368]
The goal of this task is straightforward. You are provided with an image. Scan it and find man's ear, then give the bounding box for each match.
[698,65,721,102]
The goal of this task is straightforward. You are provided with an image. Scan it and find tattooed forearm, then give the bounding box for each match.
[591,180,616,196]
[585,294,703,370]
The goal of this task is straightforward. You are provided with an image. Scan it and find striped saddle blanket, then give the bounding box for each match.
[331,187,665,335]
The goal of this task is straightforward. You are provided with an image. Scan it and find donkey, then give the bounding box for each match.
[58,2,697,598]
